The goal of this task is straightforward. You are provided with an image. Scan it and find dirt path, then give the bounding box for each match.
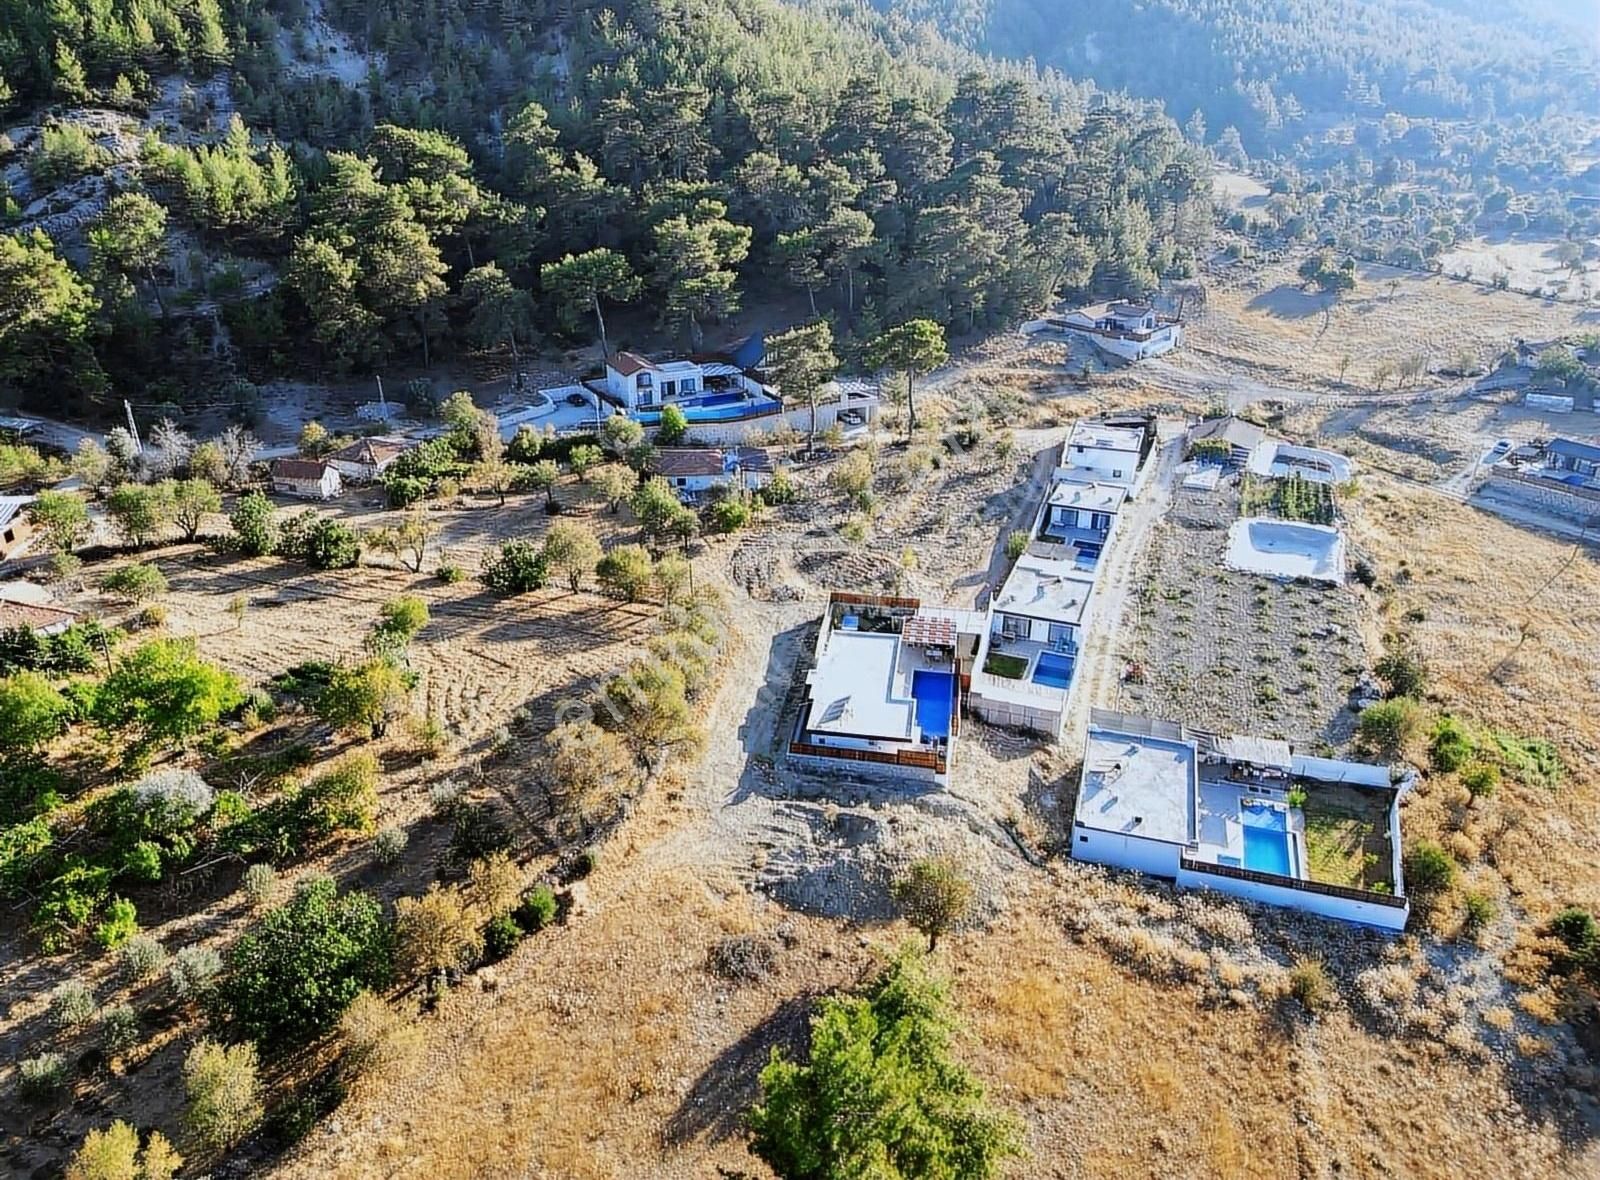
[1062,426,1184,742]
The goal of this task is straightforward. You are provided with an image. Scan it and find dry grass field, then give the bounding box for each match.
[1193,259,1598,389]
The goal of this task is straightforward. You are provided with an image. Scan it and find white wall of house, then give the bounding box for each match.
[1063,444,1139,487]
[274,470,342,500]
[1071,827,1184,878]
[1173,864,1409,931]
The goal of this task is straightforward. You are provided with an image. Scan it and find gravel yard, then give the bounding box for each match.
[1117,478,1367,746]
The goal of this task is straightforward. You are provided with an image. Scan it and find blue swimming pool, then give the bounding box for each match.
[910,669,956,740]
[635,394,782,424]
[1031,652,1075,690]
[1241,803,1293,876]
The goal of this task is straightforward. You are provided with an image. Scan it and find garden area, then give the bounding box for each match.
[1240,472,1336,525]
[1300,783,1396,892]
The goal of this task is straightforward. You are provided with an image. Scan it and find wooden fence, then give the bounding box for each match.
[1180,857,1406,908]
[788,740,946,774]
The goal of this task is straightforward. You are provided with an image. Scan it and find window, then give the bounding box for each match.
[636,372,652,389]
[1078,834,1088,843]
[999,614,1027,640]
[1112,469,1124,478]
[675,477,687,487]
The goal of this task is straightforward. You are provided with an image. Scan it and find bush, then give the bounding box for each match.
[301,751,380,834]
[184,1039,263,1151]
[1404,842,1456,893]
[317,660,411,739]
[1374,646,1426,698]
[436,561,465,584]
[449,801,511,864]
[119,933,169,982]
[91,638,243,757]
[1460,762,1500,800]
[483,913,523,961]
[240,862,278,906]
[1428,715,1476,772]
[395,882,480,976]
[51,978,97,1029]
[339,990,421,1077]
[101,562,169,605]
[1551,907,1598,953]
[481,539,549,594]
[169,945,224,1001]
[216,878,394,1047]
[1288,957,1333,1011]
[0,671,73,752]
[1356,697,1420,755]
[373,826,408,867]
[66,1120,182,1180]
[130,769,214,835]
[656,403,689,445]
[596,544,654,602]
[299,518,361,570]
[707,497,751,533]
[1463,891,1496,931]
[93,896,139,949]
[229,492,277,556]
[19,1051,68,1100]
[707,933,777,983]
[517,884,558,932]
[99,1002,140,1056]
[1004,530,1028,561]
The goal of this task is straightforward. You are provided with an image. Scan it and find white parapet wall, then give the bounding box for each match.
[1175,861,1410,931]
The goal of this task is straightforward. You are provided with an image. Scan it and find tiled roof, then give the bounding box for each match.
[651,448,726,478]
[0,599,77,631]
[329,437,408,464]
[609,351,656,377]
[271,459,335,480]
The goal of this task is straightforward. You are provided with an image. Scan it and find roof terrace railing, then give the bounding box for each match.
[788,739,946,774]
[1180,856,1406,908]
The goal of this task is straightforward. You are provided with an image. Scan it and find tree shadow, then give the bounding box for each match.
[1245,285,1334,320]
[663,991,817,1148]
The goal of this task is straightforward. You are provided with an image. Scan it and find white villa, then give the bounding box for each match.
[270,459,343,500]
[1024,301,1184,362]
[537,338,880,443]
[789,593,986,786]
[1072,709,1409,929]
[1059,421,1148,497]
[649,446,781,500]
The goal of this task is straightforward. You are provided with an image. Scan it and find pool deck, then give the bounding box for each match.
[1193,782,1307,878]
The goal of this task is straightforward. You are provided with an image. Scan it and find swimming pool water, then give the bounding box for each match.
[1031,652,1075,690]
[1240,803,1292,875]
[635,394,781,423]
[910,669,955,741]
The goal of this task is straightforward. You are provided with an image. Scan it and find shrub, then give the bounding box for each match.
[51,978,97,1029]
[299,518,361,570]
[130,769,214,835]
[373,595,430,646]
[216,878,393,1047]
[119,933,169,983]
[1404,842,1456,893]
[101,562,169,604]
[483,913,523,961]
[1463,891,1496,931]
[891,857,974,951]
[20,1051,68,1100]
[317,660,411,739]
[707,933,777,983]
[91,638,243,756]
[1004,530,1028,561]
[656,403,689,445]
[395,882,480,976]
[184,1039,263,1151]
[339,990,422,1077]
[93,896,139,949]
[1356,697,1420,755]
[517,884,558,933]
[449,801,512,864]
[1551,907,1598,953]
[66,1120,182,1180]
[481,539,549,594]
[302,751,380,834]
[1288,957,1333,1011]
[99,1003,140,1056]
[1428,714,1476,772]
[428,779,464,817]
[1286,786,1308,809]
[596,543,654,602]
[230,492,277,556]
[0,671,73,751]
[436,561,465,584]
[707,497,750,533]
[169,945,224,1001]
[240,862,278,906]
[1461,762,1500,800]
[373,826,408,867]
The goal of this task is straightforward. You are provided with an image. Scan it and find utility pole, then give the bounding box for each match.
[123,400,143,454]
[376,375,389,421]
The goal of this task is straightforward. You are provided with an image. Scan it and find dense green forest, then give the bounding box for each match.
[0,0,1212,420]
[877,0,1600,151]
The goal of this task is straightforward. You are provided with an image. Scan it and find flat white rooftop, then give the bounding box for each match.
[804,630,913,741]
[1048,479,1128,515]
[1245,441,1353,485]
[1224,518,1345,584]
[992,552,1097,626]
[1068,421,1144,453]
[1077,726,1197,846]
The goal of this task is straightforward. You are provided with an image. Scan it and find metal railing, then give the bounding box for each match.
[1180,857,1406,908]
